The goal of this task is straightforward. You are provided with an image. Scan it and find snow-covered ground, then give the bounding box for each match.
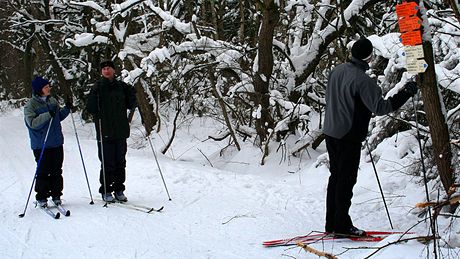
[1,108,459,258]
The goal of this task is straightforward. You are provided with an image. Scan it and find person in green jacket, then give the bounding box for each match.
[86,60,137,202]
[24,76,71,207]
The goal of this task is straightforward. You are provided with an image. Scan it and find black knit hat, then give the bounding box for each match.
[351,38,373,60]
[100,59,115,70]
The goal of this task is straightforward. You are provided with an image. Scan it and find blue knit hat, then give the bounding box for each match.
[32,76,50,94]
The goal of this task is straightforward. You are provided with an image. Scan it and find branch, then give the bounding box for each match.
[297,242,337,259]
[362,236,437,259]
[415,195,460,209]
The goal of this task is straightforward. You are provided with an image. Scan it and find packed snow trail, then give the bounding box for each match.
[1,109,458,258]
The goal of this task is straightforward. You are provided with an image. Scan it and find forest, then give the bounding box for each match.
[0,0,459,251]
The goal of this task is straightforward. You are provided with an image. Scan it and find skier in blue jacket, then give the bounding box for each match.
[24,76,71,207]
[323,38,418,236]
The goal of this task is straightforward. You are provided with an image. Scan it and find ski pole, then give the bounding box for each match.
[147,134,172,201]
[365,140,393,229]
[98,117,109,207]
[69,110,94,204]
[412,96,436,237]
[95,93,109,207]
[19,117,54,218]
[138,109,171,201]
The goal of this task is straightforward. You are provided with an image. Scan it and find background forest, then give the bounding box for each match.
[0,0,460,258]
[0,0,460,244]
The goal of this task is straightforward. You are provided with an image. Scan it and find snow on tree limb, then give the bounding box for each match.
[69,1,110,16]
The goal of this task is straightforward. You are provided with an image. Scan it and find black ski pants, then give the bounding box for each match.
[33,146,64,201]
[325,136,361,233]
[97,139,127,194]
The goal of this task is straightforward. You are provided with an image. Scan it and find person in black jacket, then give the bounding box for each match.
[323,38,418,236]
[87,60,137,202]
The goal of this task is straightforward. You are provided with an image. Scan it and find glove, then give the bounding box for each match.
[49,108,56,118]
[403,81,418,96]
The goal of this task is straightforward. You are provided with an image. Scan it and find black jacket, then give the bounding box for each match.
[87,77,137,140]
[323,58,412,142]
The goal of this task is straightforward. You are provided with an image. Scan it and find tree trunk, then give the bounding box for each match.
[136,79,157,137]
[23,42,34,97]
[209,0,219,40]
[416,1,454,194]
[253,0,279,145]
[418,42,454,194]
[238,0,245,43]
[209,67,241,150]
[36,35,72,100]
[446,0,460,23]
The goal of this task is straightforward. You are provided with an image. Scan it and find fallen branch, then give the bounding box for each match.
[297,242,337,259]
[197,148,213,167]
[361,236,437,259]
[208,131,231,141]
[221,214,254,225]
[415,195,460,209]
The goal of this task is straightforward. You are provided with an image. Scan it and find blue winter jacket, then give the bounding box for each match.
[24,95,70,150]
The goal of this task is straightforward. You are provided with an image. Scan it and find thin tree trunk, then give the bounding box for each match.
[161,101,181,154]
[36,35,72,99]
[238,0,245,43]
[209,67,241,151]
[446,0,460,23]
[253,0,279,145]
[23,41,34,96]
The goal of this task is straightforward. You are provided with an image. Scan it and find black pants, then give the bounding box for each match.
[325,136,361,233]
[97,139,127,194]
[33,146,64,201]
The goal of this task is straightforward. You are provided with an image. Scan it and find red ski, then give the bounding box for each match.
[263,231,413,247]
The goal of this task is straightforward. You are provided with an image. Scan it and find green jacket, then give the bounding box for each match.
[24,95,69,149]
[86,77,137,141]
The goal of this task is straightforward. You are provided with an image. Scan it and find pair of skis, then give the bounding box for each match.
[263,230,412,247]
[35,198,163,219]
[100,199,164,214]
[37,202,71,219]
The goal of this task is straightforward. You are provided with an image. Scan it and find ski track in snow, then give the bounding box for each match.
[1,109,459,258]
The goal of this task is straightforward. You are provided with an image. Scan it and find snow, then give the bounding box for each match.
[65,33,109,47]
[69,1,110,16]
[1,107,459,258]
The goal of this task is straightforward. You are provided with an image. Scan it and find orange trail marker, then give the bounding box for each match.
[396,2,419,17]
[398,16,422,32]
[400,30,422,46]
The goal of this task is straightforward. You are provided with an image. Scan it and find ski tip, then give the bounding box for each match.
[55,212,61,219]
[146,206,164,213]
